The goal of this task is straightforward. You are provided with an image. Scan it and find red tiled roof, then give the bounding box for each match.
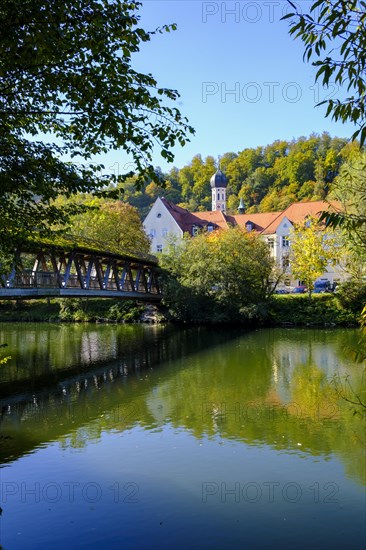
[261,200,342,234]
[160,198,193,233]
[161,198,229,232]
[191,210,229,229]
[160,198,342,236]
[227,212,282,233]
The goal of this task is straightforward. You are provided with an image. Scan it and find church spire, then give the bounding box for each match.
[210,161,228,212]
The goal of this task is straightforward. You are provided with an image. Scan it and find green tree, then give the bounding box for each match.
[290,217,339,298]
[226,147,263,196]
[283,0,366,144]
[191,155,216,209]
[68,199,151,256]
[0,0,193,253]
[176,155,215,210]
[328,152,366,272]
[160,227,274,322]
[262,140,289,167]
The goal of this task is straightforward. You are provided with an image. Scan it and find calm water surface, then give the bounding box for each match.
[0,323,365,549]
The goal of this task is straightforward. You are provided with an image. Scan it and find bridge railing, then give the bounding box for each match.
[12,270,58,288]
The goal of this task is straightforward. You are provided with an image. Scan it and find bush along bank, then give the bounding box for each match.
[266,293,361,327]
[158,290,362,327]
[0,298,163,323]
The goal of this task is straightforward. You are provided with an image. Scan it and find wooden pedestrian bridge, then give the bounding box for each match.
[0,239,162,302]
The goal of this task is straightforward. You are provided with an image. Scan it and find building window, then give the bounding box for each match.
[192,225,199,236]
[217,204,221,210]
[162,228,168,237]
[156,244,163,252]
[282,236,290,247]
[157,213,161,218]
[150,229,156,237]
[282,257,290,269]
[217,192,220,200]
[267,237,274,249]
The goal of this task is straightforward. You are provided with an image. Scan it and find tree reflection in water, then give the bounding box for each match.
[0,325,365,486]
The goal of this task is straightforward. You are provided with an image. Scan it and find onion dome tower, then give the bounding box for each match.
[210,163,228,212]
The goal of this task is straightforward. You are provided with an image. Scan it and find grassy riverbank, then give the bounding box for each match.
[0,293,361,327]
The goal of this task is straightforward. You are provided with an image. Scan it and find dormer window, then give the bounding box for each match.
[207,224,214,232]
[192,225,199,236]
[246,222,253,232]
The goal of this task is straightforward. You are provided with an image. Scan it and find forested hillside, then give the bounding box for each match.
[120,133,359,218]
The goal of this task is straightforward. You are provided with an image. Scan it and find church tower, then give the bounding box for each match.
[238,197,245,214]
[210,164,228,212]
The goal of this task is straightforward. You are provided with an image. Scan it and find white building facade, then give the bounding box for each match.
[143,197,184,253]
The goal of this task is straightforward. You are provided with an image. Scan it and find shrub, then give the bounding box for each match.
[59,298,88,321]
[267,294,357,326]
[107,301,143,322]
[335,281,366,314]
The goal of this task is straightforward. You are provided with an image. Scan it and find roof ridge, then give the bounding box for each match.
[259,209,286,234]
[161,197,190,216]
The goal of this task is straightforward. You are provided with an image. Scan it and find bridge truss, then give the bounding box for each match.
[0,246,162,301]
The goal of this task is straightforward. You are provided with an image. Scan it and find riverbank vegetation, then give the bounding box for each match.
[157,275,364,328]
[1,277,363,328]
[267,293,358,327]
[0,298,145,324]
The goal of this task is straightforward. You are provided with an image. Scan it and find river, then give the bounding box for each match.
[0,323,365,549]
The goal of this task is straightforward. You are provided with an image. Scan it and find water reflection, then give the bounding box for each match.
[0,325,365,487]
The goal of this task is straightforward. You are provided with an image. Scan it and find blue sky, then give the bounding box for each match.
[103,1,356,174]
